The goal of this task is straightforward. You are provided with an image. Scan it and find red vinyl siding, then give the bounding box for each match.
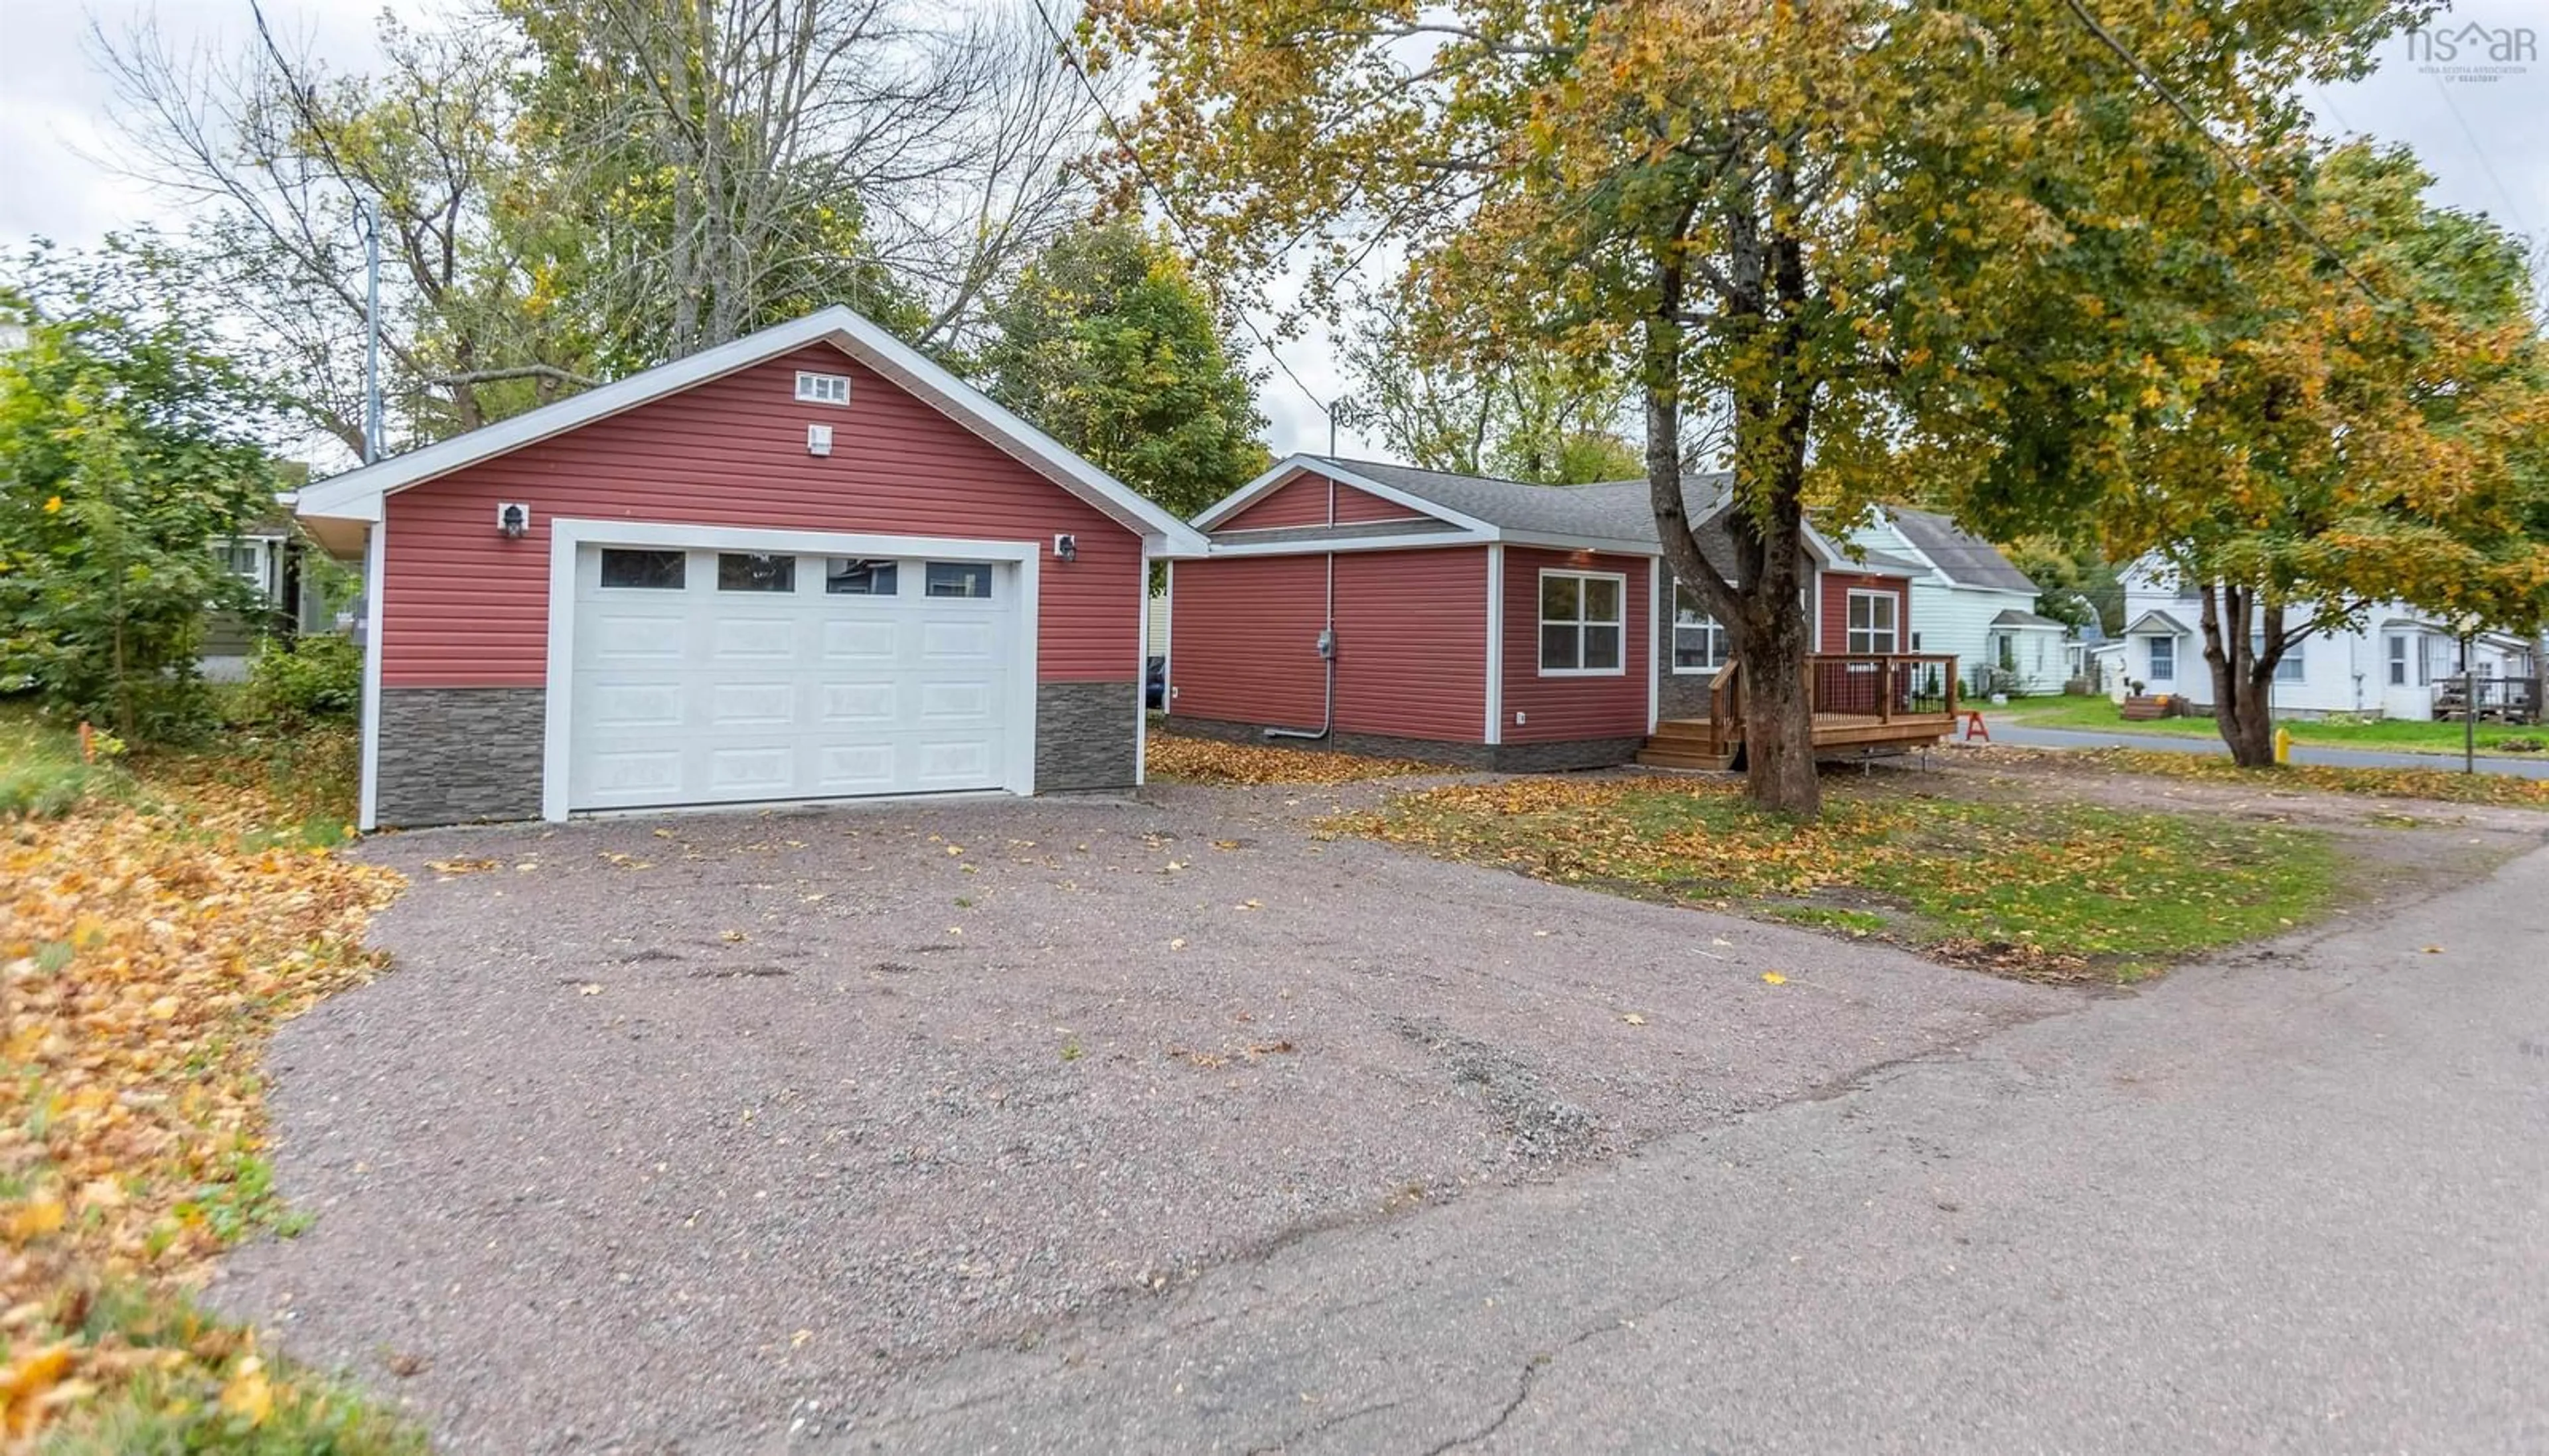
[1333,549,1488,739]
[1164,555,1332,727]
[1502,548,1652,743]
[1819,572,1912,653]
[377,344,1141,688]
[1219,470,1433,531]
[1168,547,1489,741]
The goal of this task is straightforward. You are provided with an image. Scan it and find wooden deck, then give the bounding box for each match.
[1636,654,1961,770]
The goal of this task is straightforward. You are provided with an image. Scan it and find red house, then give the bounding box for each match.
[1166,457,1942,769]
[295,307,1207,829]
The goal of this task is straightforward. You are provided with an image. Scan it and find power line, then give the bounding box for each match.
[1025,0,1338,426]
[2060,0,2538,439]
[2058,0,2390,307]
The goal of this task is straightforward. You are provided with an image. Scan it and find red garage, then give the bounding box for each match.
[295,306,1207,829]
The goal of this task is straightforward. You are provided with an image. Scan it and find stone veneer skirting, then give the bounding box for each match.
[375,686,548,826]
[374,680,1143,828]
[1036,680,1141,791]
[1160,715,1641,774]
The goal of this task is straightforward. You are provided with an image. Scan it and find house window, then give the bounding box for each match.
[717,553,796,592]
[215,541,267,593]
[1539,570,1625,674]
[2146,636,2175,681]
[824,557,898,595]
[1670,584,1726,673]
[925,561,995,599]
[599,548,686,590]
[2252,633,2305,684]
[1844,590,1898,654]
[2386,634,2408,686]
[795,370,850,405]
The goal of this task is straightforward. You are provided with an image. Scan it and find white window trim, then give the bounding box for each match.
[1537,567,1628,678]
[1669,582,1729,675]
[1843,587,1900,654]
[794,370,850,405]
[2145,634,2177,682]
[538,518,1041,824]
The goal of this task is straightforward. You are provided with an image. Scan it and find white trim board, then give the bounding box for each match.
[356,519,386,831]
[297,305,1208,557]
[539,518,1042,823]
[1484,544,1505,744]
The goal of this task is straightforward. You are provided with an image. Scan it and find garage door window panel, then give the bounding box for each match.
[826,557,899,595]
[599,548,686,590]
[925,562,994,599]
[719,553,797,592]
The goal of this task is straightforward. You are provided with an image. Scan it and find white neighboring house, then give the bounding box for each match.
[2102,557,2542,719]
[1845,506,2069,695]
[203,511,350,681]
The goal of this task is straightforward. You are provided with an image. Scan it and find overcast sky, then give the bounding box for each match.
[4,0,2542,465]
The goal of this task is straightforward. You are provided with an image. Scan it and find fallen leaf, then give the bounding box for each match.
[1620,1013,1648,1026]
[424,857,499,875]
[1761,972,1788,985]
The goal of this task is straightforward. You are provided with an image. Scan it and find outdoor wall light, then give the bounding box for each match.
[1053,533,1078,562]
[497,502,530,538]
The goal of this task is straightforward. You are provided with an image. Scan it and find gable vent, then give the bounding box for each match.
[795,370,850,405]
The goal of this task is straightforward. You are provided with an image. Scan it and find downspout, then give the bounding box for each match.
[1267,551,1337,741]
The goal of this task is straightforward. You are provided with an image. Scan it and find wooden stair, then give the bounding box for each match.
[1635,718,1736,772]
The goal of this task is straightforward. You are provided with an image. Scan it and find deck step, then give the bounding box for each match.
[1634,748,1737,772]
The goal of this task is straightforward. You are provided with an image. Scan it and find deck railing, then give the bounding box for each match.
[1708,653,1962,748]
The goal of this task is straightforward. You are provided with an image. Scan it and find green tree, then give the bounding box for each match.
[2004,538,2124,634]
[1344,307,1640,484]
[1,255,284,738]
[2102,142,2549,765]
[1082,0,2417,814]
[977,221,1269,517]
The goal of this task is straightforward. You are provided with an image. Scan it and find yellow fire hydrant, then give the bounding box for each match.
[2274,725,2293,765]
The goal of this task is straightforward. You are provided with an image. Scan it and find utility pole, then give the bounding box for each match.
[353,196,384,463]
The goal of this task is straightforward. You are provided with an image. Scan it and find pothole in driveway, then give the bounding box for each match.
[1389,1015,1602,1161]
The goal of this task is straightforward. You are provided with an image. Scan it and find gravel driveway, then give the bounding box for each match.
[211,780,2070,1453]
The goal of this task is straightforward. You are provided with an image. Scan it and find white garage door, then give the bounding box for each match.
[569,544,1018,811]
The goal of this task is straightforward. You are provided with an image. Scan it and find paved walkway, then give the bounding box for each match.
[1986,721,2549,778]
[848,841,2549,1454]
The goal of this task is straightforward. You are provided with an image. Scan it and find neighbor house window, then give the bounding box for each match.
[215,541,267,592]
[1671,584,1726,673]
[925,561,995,599]
[2252,633,2305,684]
[717,553,796,592]
[1844,590,1898,653]
[1539,570,1625,674]
[825,557,898,595]
[599,548,686,589]
[795,370,850,404]
[2386,634,2408,686]
[2146,636,2175,681]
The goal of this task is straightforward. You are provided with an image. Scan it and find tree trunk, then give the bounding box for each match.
[1639,246,1820,818]
[2199,582,2278,767]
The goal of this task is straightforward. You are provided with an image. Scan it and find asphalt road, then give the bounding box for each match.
[1986,721,2549,778]
[840,838,2549,1455]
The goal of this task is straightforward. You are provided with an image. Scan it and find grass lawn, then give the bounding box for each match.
[1,706,418,1449]
[2076,748,2549,808]
[2000,693,2547,756]
[1330,775,2340,982]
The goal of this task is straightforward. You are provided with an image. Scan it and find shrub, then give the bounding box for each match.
[244,635,362,729]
